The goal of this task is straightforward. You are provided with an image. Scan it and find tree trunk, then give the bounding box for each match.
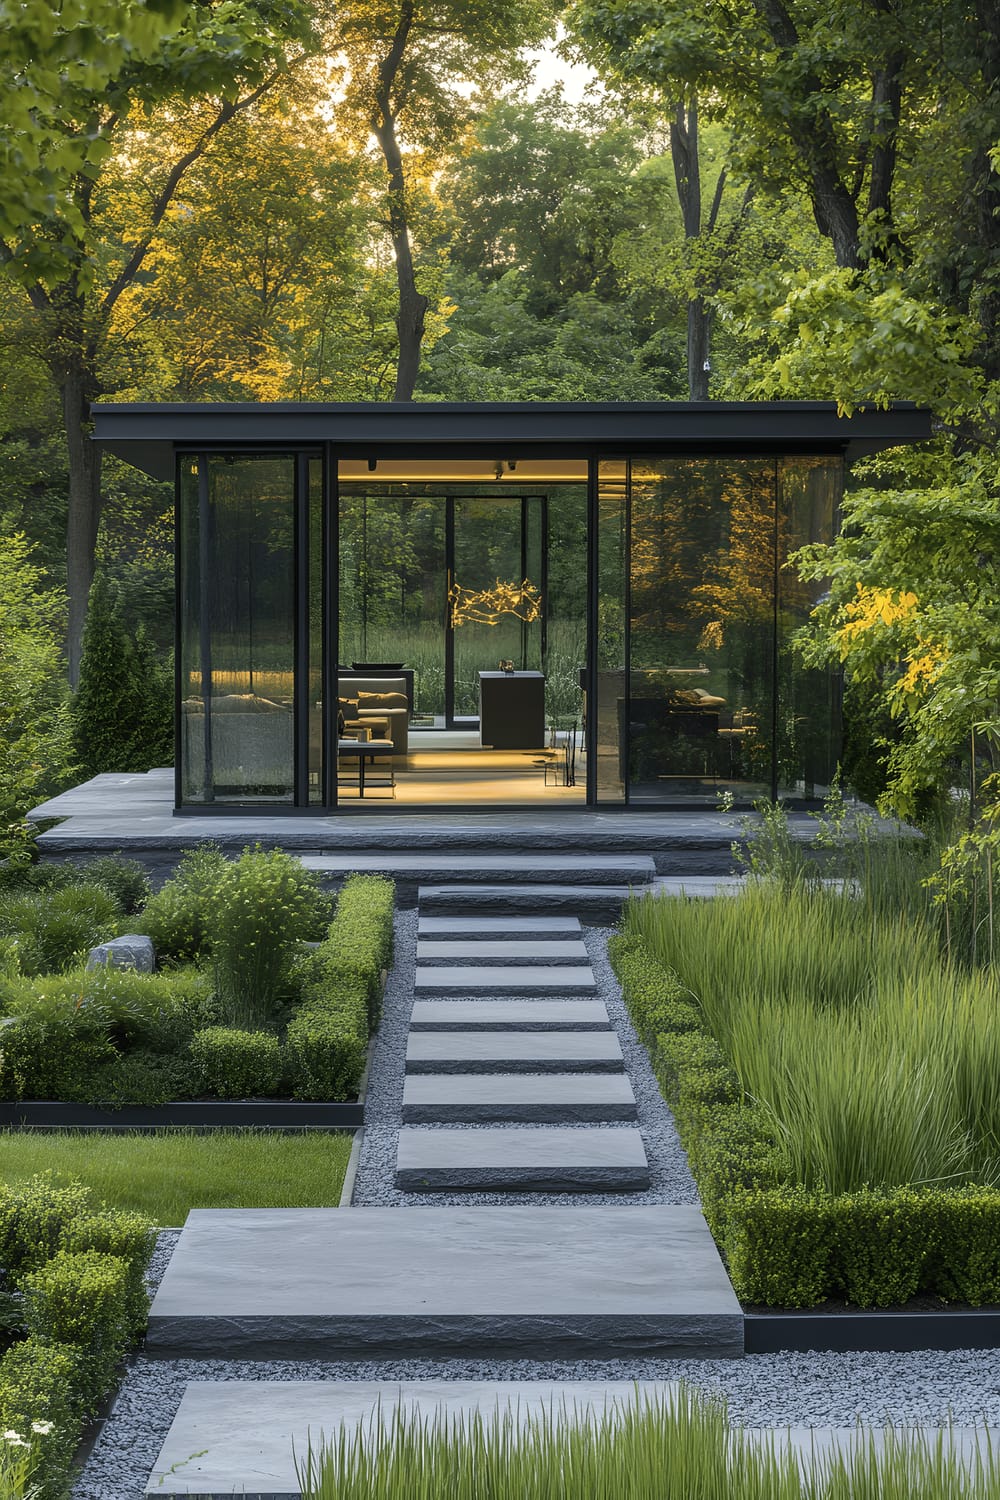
[62,361,103,687]
[687,298,710,400]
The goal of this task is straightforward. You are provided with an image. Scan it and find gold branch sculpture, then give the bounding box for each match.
[448,578,542,627]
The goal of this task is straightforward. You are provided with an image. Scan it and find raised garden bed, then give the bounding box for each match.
[612,883,1000,1340]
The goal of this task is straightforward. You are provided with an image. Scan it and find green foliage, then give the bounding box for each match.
[0,533,72,865]
[613,896,1000,1307]
[209,848,333,1030]
[72,572,172,778]
[75,855,151,916]
[23,1249,131,1411]
[0,1338,81,1498]
[190,1026,284,1100]
[0,1174,92,1277]
[0,882,121,976]
[135,845,231,962]
[81,1048,201,1108]
[60,1210,157,1337]
[0,1131,354,1225]
[285,875,394,1101]
[299,1379,1000,1500]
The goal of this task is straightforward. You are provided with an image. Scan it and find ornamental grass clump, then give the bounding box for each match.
[210,848,332,1031]
[0,884,121,976]
[297,1383,1000,1500]
[626,886,1000,1195]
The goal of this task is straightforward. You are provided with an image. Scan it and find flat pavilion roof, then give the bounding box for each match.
[92,400,933,482]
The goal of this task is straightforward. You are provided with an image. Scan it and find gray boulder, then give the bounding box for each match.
[86,935,156,973]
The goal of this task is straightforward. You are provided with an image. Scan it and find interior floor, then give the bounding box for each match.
[336,729,586,804]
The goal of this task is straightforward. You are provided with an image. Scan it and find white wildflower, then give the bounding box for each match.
[30,1421,53,1435]
[1,1431,29,1447]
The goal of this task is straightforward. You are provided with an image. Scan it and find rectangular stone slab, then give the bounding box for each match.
[419,916,583,938]
[405,1031,624,1073]
[416,939,590,965]
[146,1379,681,1497]
[402,1072,639,1123]
[418,885,636,923]
[299,853,655,885]
[414,965,596,996]
[409,1000,610,1031]
[395,1126,649,1191]
[144,1381,1000,1499]
[145,1205,743,1360]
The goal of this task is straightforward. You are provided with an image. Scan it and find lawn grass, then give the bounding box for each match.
[0,1129,354,1224]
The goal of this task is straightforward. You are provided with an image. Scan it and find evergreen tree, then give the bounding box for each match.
[72,572,171,776]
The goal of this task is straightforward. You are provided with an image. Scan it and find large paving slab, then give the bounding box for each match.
[414,964,596,996]
[418,884,638,922]
[395,1126,649,1192]
[146,1206,743,1359]
[416,939,590,965]
[145,1381,1000,1499]
[300,853,656,885]
[146,1380,681,1496]
[402,1072,639,1123]
[405,1031,624,1073]
[418,915,583,939]
[409,1000,610,1031]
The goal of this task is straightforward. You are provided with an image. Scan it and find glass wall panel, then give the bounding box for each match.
[179,454,296,803]
[627,458,775,804]
[777,457,842,798]
[595,461,627,802]
[308,457,324,803]
[338,491,447,718]
[452,496,536,719]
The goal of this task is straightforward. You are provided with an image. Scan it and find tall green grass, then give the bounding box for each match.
[297,1384,999,1500]
[626,885,1000,1193]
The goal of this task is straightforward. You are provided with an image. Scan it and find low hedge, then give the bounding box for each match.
[190,1026,284,1100]
[610,930,1000,1309]
[285,876,395,1101]
[0,1173,155,1497]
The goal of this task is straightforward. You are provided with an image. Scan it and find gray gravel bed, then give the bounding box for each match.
[352,918,699,1206]
[74,1349,1000,1500]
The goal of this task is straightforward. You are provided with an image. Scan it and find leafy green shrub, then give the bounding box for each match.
[284,875,394,1101]
[0,1337,81,1495]
[210,848,333,1029]
[60,1211,156,1336]
[191,1026,284,1099]
[0,882,121,975]
[0,1009,117,1103]
[81,1048,201,1107]
[74,855,151,915]
[0,1173,92,1277]
[607,933,700,1043]
[23,1249,131,1409]
[135,845,231,962]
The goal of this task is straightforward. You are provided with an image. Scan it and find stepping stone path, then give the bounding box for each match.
[143,890,749,1497]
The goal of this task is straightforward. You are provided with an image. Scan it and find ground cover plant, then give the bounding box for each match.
[297,1383,1000,1500]
[0,852,394,1107]
[614,872,1000,1307]
[0,1130,354,1224]
[0,1171,155,1499]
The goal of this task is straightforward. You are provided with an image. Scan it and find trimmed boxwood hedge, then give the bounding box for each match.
[0,1173,156,1497]
[610,930,1000,1309]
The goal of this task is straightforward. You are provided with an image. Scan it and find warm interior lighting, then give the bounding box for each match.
[448,578,542,627]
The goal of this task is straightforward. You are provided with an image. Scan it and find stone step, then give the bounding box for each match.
[145,1205,743,1360]
[402,1072,639,1124]
[300,853,655,886]
[395,1126,649,1192]
[416,939,590,965]
[406,1031,624,1074]
[146,1381,1000,1498]
[414,964,597,997]
[418,885,636,923]
[410,1000,611,1031]
[419,915,583,939]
